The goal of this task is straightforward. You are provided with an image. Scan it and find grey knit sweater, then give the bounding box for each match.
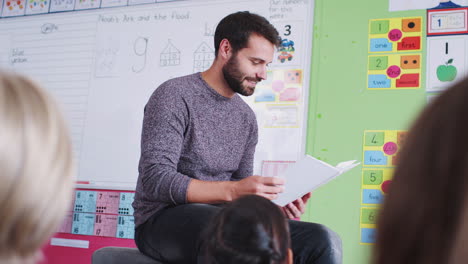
[132,73,258,227]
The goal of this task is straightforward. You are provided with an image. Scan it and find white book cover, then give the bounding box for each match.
[273,155,360,206]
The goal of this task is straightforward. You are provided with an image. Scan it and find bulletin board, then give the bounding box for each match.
[301,0,427,263]
[0,0,314,190]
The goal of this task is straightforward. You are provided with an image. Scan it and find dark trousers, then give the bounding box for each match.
[135,204,342,264]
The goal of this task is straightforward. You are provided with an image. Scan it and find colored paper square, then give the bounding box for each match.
[284,70,302,84]
[370,20,389,34]
[368,74,391,88]
[279,88,300,102]
[369,56,388,70]
[362,189,384,204]
[71,213,95,235]
[96,191,120,214]
[400,55,420,69]
[364,151,388,165]
[396,73,419,87]
[397,36,421,51]
[255,90,276,102]
[402,18,421,32]
[365,132,384,146]
[74,191,97,213]
[118,192,135,215]
[370,38,393,52]
[94,214,118,237]
[361,228,376,244]
[116,216,135,239]
[361,208,378,224]
[363,170,383,185]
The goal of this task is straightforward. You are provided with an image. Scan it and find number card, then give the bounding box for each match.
[96,191,120,214]
[74,190,97,213]
[116,215,135,239]
[368,54,421,89]
[362,130,406,167]
[72,213,95,235]
[118,192,135,215]
[361,168,394,205]
[94,214,118,237]
[271,21,304,67]
[427,8,468,36]
[369,17,422,53]
[360,207,378,244]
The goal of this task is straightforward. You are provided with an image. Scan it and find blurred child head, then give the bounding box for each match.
[373,77,468,264]
[203,195,292,264]
[0,72,74,264]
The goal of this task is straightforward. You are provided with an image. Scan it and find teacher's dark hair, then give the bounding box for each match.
[203,195,290,264]
[214,11,281,57]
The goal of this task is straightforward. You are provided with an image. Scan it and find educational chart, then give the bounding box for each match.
[368,17,423,90]
[360,130,406,244]
[427,7,468,93]
[61,190,135,239]
[368,53,421,89]
[0,0,314,189]
[248,69,303,128]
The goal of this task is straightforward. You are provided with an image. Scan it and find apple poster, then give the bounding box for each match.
[427,36,467,92]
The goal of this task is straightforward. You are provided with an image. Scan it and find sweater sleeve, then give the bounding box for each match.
[138,82,192,205]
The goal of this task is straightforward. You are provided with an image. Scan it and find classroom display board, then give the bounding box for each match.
[0,0,314,190]
[303,0,430,263]
[57,189,136,239]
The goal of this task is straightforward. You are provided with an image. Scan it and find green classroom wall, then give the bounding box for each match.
[301,0,427,263]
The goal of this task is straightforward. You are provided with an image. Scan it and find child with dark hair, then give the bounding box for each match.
[203,195,292,264]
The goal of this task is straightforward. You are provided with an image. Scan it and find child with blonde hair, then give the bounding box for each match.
[0,72,75,264]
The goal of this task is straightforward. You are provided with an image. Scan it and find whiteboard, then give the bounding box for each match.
[0,0,314,190]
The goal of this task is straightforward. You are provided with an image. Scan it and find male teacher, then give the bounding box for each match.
[133,11,342,264]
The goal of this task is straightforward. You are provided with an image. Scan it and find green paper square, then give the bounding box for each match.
[363,170,383,185]
[369,56,388,70]
[370,20,389,34]
[365,132,384,146]
[361,208,378,224]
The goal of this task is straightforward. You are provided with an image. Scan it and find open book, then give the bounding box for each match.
[272,155,360,206]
